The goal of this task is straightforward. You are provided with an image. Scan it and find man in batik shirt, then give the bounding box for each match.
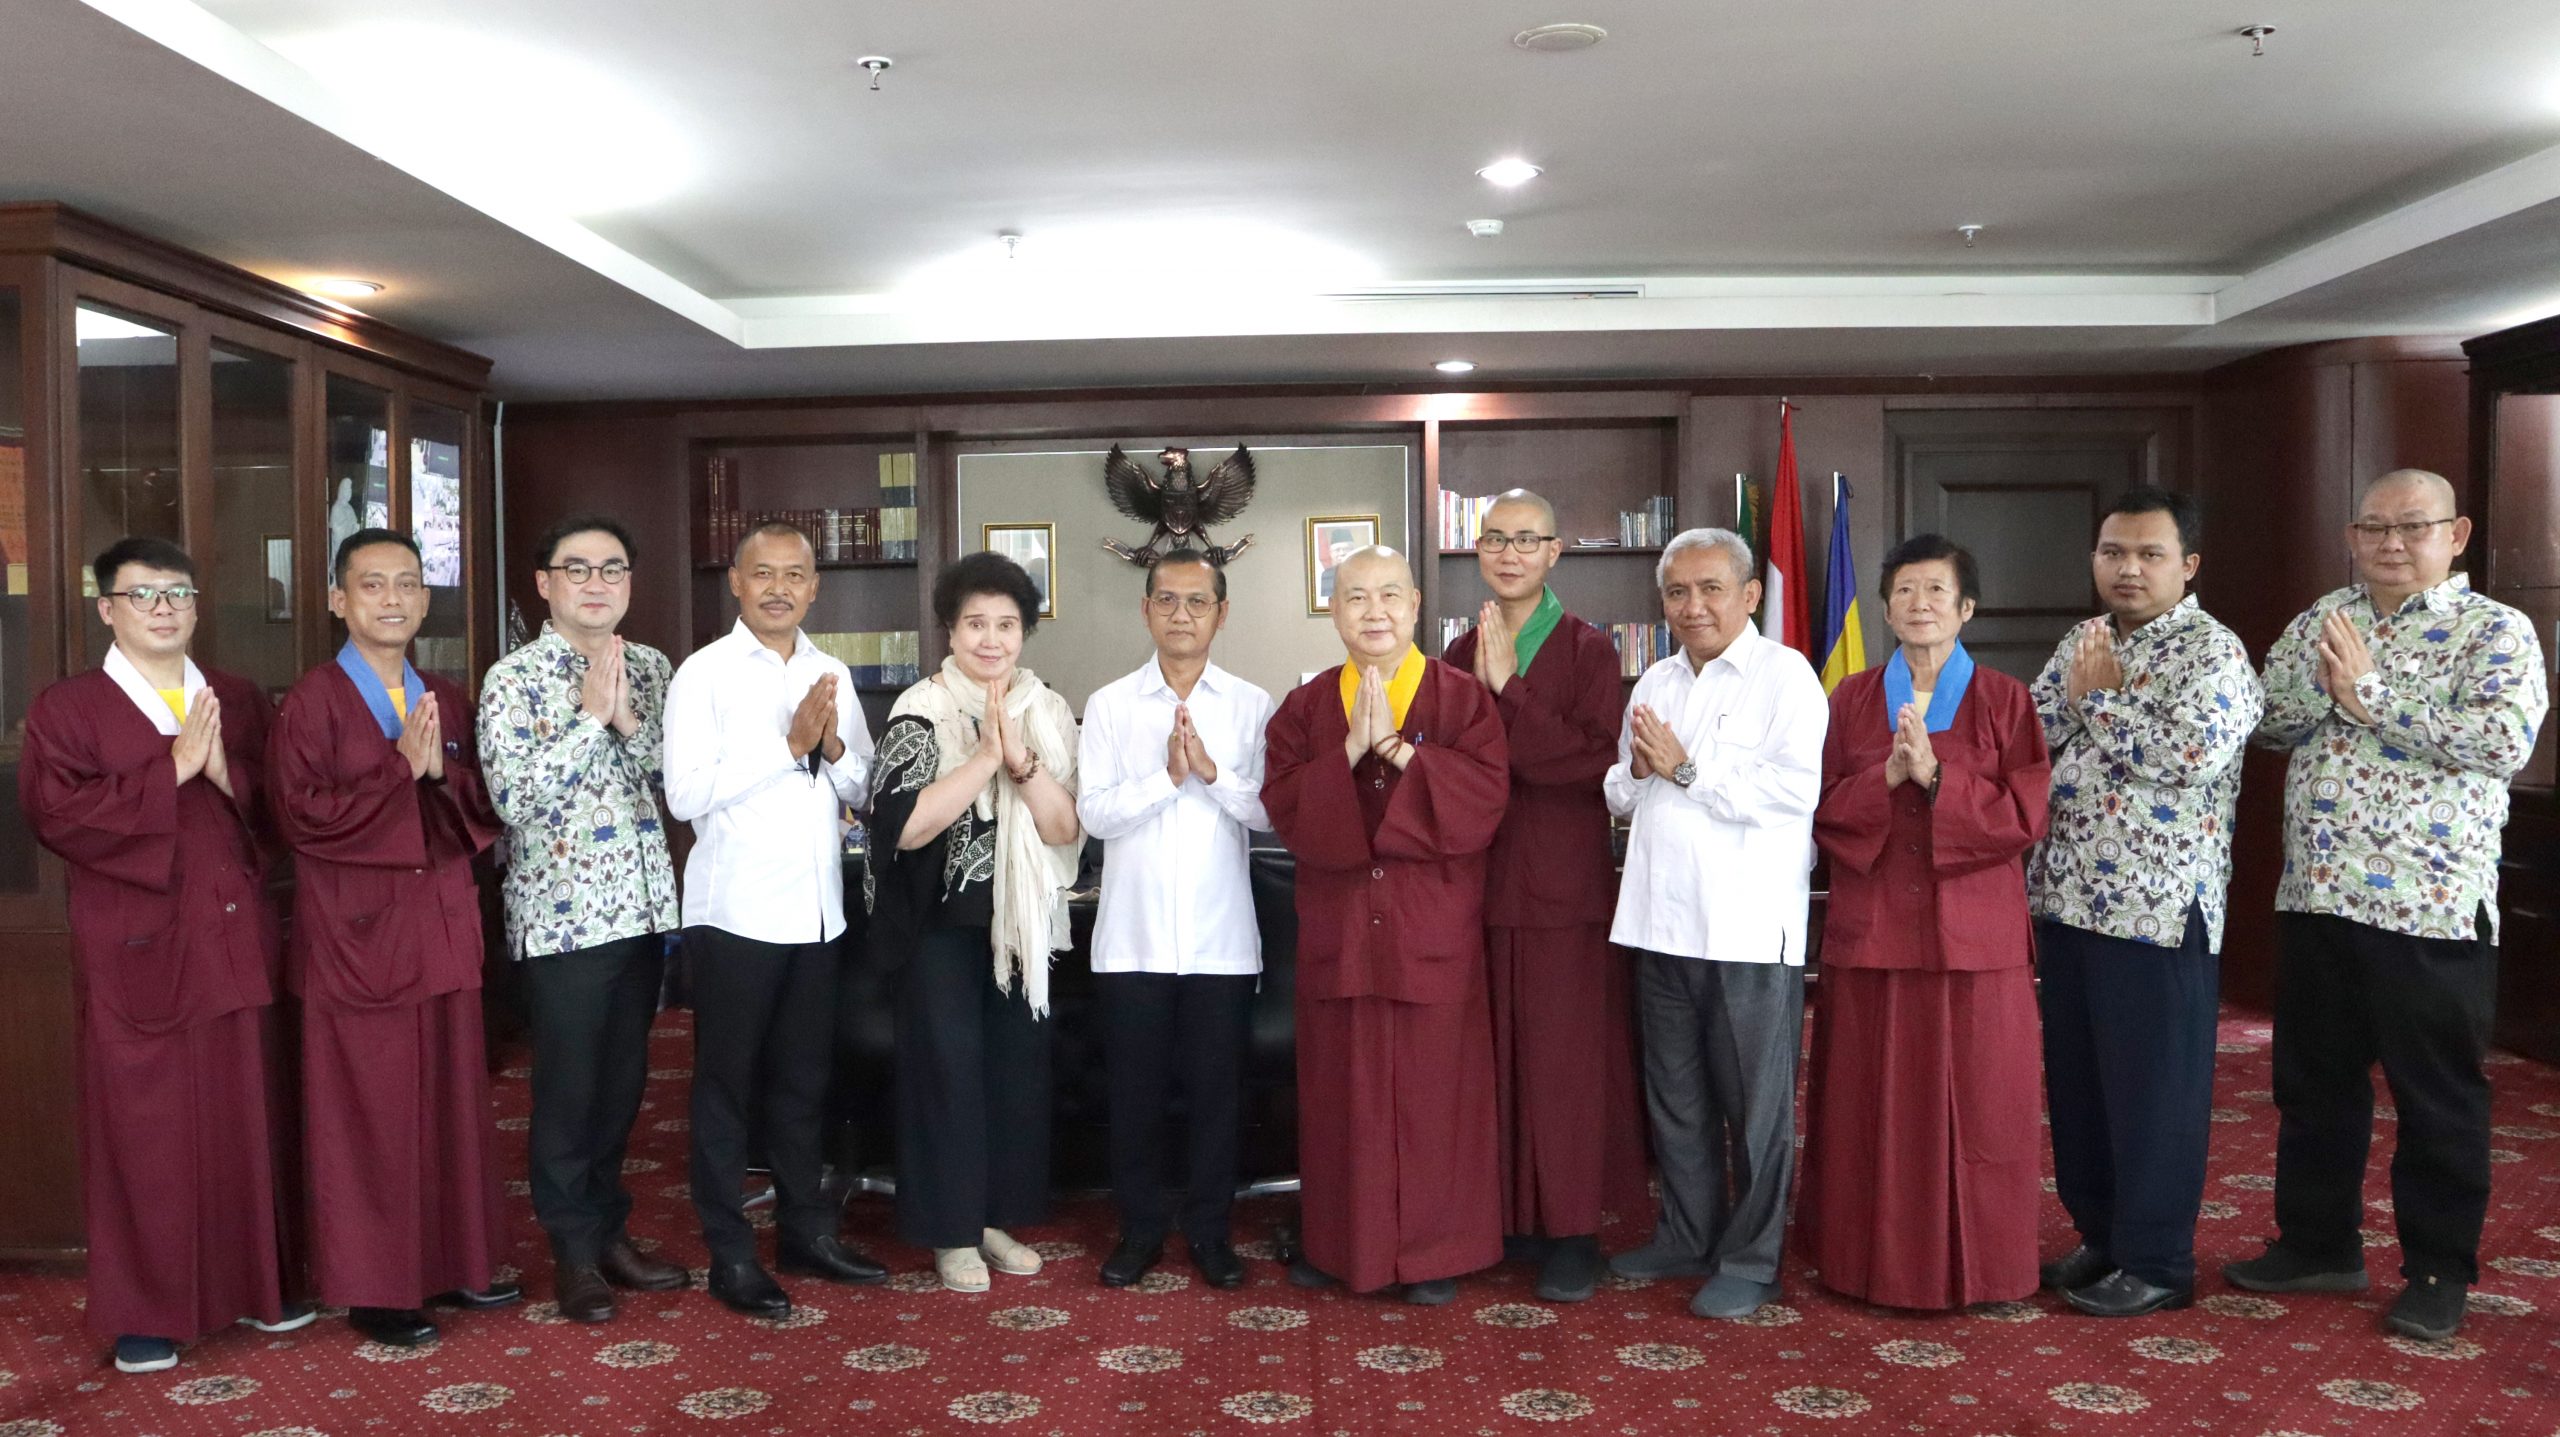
[2027,488,2262,1318]
[2225,469,2546,1343]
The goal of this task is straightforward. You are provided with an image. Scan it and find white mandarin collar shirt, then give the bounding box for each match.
[664,620,874,945]
[1077,656,1274,975]
[1605,625,1829,965]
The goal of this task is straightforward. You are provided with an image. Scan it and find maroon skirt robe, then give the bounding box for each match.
[267,662,506,1309]
[1444,616,1650,1239]
[20,665,296,1341]
[1801,663,2051,1309]
[1263,657,1511,1291]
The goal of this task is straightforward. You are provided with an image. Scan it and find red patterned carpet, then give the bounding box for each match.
[4,1007,2557,1436]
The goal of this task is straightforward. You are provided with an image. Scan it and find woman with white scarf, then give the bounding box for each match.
[866,552,1083,1293]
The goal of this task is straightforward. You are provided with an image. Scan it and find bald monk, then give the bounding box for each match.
[1263,546,1511,1303]
[268,529,515,1347]
[1441,491,1651,1302]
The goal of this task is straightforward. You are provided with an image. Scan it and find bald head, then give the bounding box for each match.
[2359,468,2457,514]
[2349,466,2470,606]
[1487,489,1556,535]
[1330,545,1418,666]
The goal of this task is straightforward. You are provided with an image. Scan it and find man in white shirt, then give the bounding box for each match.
[1076,550,1273,1291]
[1603,528,1828,1321]
[663,522,881,1319]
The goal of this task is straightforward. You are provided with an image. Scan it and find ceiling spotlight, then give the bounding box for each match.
[1476,158,1542,188]
[1466,218,1506,238]
[1435,359,1477,374]
[1513,23,1606,52]
[1956,224,1984,249]
[855,54,894,90]
[2237,24,2274,57]
[305,277,384,299]
[998,231,1022,260]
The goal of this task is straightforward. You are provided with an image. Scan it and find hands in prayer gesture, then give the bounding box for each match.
[1472,601,1517,693]
[1343,666,1411,769]
[1627,703,1690,783]
[1885,703,1938,790]
[172,690,227,794]
[2064,619,2123,704]
[786,673,844,764]
[582,636,639,737]
[2315,608,2377,723]
[1167,703,1218,786]
[396,693,444,781]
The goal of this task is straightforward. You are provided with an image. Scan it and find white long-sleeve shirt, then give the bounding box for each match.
[1077,657,1273,975]
[1606,625,1828,965]
[664,620,873,944]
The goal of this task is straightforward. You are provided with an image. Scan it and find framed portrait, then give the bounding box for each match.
[982,521,1057,619]
[1305,514,1379,614]
[263,535,292,623]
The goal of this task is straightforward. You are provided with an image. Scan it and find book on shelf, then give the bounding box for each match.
[1615,495,1677,549]
[1437,491,1500,551]
[1604,620,1674,676]
[1436,615,1477,655]
[878,452,918,561]
[806,629,923,687]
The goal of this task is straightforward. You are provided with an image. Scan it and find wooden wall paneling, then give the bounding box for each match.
[0,930,80,1257]
[497,408,686,661]
[1430,420,1676,643]
[916,428,955,675]
[2350,359,2471,497]
[1683,395,1890,662]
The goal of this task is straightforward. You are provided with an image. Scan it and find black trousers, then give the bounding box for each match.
[526,934,667,1268]
[2272,911,2498,1284]
[894,925,1053,1250]
[2036,912,2219,1288]
[687,926,840,1265]
[1098,971,1256,1248]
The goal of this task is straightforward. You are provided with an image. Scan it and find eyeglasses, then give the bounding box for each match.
[108,585,197,611]
[546,560,632,584]
[2349,518,2456,544]
[1147,593,1220,616]
[1474,532,1557,554]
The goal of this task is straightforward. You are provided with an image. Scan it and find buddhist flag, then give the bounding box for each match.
[1820,474,1869,693]
[1758,404,1812,660]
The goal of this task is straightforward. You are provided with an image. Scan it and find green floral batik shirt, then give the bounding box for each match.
[2254,573,2548,941]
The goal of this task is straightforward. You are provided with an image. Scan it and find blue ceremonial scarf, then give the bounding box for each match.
[335,641,424,739]
[1881,640,1975,734]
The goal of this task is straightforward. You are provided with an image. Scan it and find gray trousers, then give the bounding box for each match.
[1634,951,1804,1285]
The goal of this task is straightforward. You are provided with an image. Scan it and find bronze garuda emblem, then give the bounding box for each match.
[1099,444,1256,566]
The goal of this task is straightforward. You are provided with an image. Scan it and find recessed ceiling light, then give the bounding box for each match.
[1466,218,1505,238]
[1513,23,1606,52]
[1435,359,1477,374]
[1476,158,1542,188]
[306,277,385,300]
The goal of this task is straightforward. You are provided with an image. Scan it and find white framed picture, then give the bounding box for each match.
[1305,514,1379,614]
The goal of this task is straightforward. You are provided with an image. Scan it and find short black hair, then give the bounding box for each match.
[2101,486,2201,555]
[1142,548,1226,603]
[93,536,195,595]
[334,527,421,586]
[934,550,1043,636]
[536,513,637,571]
[1877,532,1980,607]
[732,519,813,568]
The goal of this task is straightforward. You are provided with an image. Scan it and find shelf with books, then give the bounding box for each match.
[693,557,917,572]
[1425,418,1677,642]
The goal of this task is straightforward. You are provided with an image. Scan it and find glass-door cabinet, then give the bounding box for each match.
[0,202,493,1258]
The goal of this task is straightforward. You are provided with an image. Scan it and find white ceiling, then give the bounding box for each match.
[10,0,2560,398]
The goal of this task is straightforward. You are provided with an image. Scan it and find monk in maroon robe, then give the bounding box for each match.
[21,537,307,1373]
[1440,491,1648,1302]
[1801,537,2051,1309]
[268,529,510,1347]
[1264,546,1510,1302]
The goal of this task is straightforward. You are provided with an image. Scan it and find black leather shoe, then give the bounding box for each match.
[555,1265,617,1323]
[707,1260,790,1318]
[2222,1243,2368,1293]
[1287,1258,1338,1288]
[1100,1236,1163,1288]
[2040,1244,2113,1292]
[600,1238,689,1292]
[2064,1270,2193,1317]
[1189,1241,1246,1290]
[2385,1276,2466,1341]
[1402,1278,1457,1306]
[431,1282,522,1310]
[777,1235,888,1286]
[349,1307,438,1346]
[1535,1236,1603,1303]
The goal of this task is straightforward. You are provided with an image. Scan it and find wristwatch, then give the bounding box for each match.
[1671,760,1697,788]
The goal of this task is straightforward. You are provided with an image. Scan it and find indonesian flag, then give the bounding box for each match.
[1759,403,1813,660]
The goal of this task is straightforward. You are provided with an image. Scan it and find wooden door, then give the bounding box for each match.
[1887,408,2194,682]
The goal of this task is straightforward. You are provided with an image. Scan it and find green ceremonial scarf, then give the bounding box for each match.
[1513,586,1565,674]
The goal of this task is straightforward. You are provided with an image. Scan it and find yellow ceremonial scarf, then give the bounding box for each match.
[1340,645,1425,729]
[156,688,187,722]
[388,689,409,723]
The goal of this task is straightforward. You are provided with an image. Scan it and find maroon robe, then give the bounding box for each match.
[1799,663,2051,1308]
[267,661,505,1308]
[1263,656,1510,1291]
[20,664,295,1341]
[1442,616,1649,1239]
